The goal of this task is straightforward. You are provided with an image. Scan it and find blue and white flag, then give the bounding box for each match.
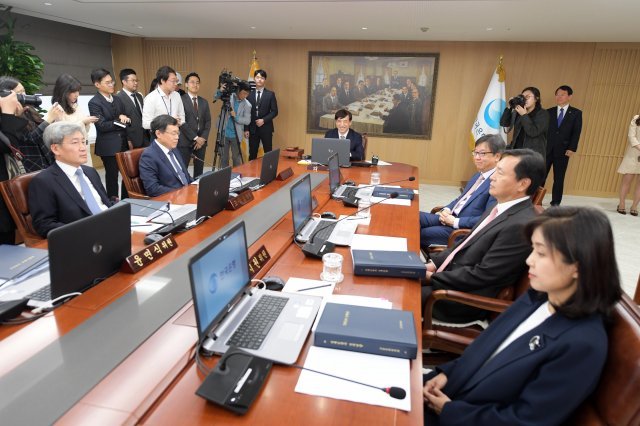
[470,58,507,149]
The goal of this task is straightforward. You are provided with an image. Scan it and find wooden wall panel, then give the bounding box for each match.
[111,37,640,197]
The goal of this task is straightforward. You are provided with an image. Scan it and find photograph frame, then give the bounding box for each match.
[307,51,439,139]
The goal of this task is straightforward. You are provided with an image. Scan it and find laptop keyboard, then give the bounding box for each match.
[334,185,358,199]
[154,210,197,235]
[27,285,52,302]
[226,294,289,350]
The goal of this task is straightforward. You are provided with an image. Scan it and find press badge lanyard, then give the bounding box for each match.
[158,89,172,115]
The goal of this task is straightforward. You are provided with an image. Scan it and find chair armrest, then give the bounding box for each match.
[423,329,475,348]
[127,192,150,200]
[423,289,513,330]
[448,229,470,247]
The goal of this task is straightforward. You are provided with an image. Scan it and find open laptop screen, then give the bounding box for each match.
[328,152,341,194]
[188,221,251,340]
[290,175,312,236]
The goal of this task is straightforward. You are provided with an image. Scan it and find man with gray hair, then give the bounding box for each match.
[419,134,505,249]
[28,121,112,237]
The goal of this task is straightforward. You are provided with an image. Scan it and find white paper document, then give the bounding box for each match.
[295,346,411,411]
[283,277,336,298]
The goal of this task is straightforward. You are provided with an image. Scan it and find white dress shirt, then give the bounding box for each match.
[56,160,108,212]
[142,88,185,129]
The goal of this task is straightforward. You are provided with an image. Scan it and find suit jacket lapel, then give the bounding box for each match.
[459,199,530,248]
[462,173,490,208]
[52,163,92,215]
[153,142,183,182]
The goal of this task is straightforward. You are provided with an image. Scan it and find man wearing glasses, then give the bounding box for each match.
[29,122,113,237]
[419,134,504,250]
[142,65,185,130]
[116,68,149,149]
[88,68,130,201]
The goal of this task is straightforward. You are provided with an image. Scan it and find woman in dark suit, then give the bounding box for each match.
[423,207,622,425]
[500,86,549,161]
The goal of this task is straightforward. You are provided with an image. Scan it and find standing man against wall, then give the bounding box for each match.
[546,85,582,206]
[142,66,185,131]
[247,69,278,160]
[179,72,211,178]
[116,68,149,149]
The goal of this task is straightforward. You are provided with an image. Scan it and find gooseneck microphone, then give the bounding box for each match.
[121,199,177,243]
[215,351,406,400]
[342,176,415,207]
[302,192,399,258]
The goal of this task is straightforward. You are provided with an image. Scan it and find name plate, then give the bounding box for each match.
[226,190,254,210]
[276,167,293,181]
[123,234,178,273]
[248,245,271,278]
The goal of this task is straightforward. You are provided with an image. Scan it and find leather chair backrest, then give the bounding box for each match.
[0,171,43,245]
[116,148,147,198]
[570,294,640,424]
[531,186,546,206]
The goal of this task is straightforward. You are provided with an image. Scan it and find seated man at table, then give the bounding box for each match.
[423,149,545,324]
[139,114,192,197]
[29,122,113,237]
[324,109,364,161]
[419,134,504,249]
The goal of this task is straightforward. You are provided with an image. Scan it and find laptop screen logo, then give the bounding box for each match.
[92,243,103,254]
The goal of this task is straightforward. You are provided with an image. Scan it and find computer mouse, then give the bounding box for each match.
[320,211,337,220]
[344,180,356,186]
[262,276,285,292]
[144,233,164,245]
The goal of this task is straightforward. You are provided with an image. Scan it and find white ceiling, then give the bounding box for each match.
[2,0,640,42]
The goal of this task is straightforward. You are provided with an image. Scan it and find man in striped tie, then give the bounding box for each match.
[139,114,192,197]
[423,149,545,324]
[419,134,504,249]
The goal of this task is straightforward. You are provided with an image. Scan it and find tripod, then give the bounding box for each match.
[212,98,244,171]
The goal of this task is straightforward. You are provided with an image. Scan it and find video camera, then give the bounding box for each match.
[0,89,42,107]
[217,69,249,102]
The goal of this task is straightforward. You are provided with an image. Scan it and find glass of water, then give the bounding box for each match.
[370,171,381,185]
[358,198,372,218]
[321,253,344,283]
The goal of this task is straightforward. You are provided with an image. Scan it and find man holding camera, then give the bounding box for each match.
[215,81,251,168]
[247,69,278,160]
[179,72,211,178]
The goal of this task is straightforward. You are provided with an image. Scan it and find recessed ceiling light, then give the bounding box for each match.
[361,27,368,30]
[250,26,256,30]
[44,2,52,5]
[136,25,143,29]
[486,27,493,31]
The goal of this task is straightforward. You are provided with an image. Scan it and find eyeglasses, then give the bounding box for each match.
[61,139,86,147]
[102,80,115,86]
[162,131,180,137]
[471,151,494,157]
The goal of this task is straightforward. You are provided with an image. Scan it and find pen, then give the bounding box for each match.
[297,283,332,292]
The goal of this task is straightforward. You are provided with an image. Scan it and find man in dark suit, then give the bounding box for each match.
[116,68,149,149]
[139,114,192,197]
[324,109,364,161]
[424,149,545,323]
[383,94,409,134]
[338,81,354,106]
[88,68,129,200]
[179,72,211,178]
[247,69,278,160]
[29,122,113,238]
[545,85,582,206]
[419,134,504,249]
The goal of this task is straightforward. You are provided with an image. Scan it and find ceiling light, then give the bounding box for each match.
[44,2,52,5]
[250,26,256,30]
[361,27,368,30]
[486,27,493,31]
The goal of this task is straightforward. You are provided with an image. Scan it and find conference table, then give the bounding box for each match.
[0,156,422,425]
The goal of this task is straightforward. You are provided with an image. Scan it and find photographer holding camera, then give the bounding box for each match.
[500,86,549,161]
[214,79,251,168]
[0,76,64,172]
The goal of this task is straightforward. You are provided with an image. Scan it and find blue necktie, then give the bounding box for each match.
[557,108,565,127]
[169,150,188,185]
[75,168,102,215]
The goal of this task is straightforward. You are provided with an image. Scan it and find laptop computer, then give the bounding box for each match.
[328,152,361,200]
[153,166,232,235]
[231,148,280,191]
[189,221,321,364]
[0,203,132,308]
[311,138,351,166]
[290,174,358,246]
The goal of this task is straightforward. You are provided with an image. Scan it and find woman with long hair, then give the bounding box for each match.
[51,74,98,166]
[424,207,622,425]
[616,114,640,215]
[500,86,550,161]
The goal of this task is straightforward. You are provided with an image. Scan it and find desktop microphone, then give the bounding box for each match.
[302,192,399,258]
[192,154,246,192]
[342,176,415,207]
[120,199,176,242]
[215,351,406,400]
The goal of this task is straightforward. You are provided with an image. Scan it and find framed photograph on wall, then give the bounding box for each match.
[307,52,439,139]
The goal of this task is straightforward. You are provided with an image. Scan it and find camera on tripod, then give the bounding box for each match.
[217,69,249,102]
[508,94,526,109]
[0,89,42,107]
